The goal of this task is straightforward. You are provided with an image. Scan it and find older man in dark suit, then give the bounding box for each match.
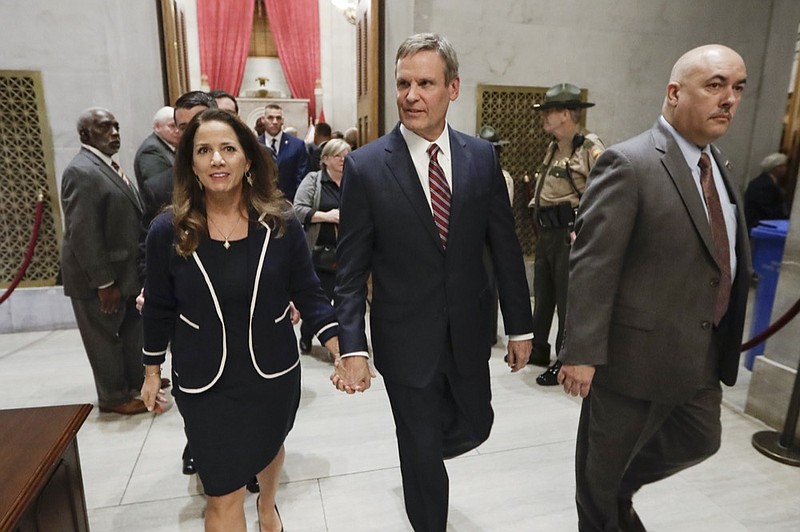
[333,33,533,531]
[558,44,750,531]
[61,107,146,415]
[133,106,180,192]
[257,103,309,201]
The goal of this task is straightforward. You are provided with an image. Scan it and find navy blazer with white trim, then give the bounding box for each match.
[142,211,337,393]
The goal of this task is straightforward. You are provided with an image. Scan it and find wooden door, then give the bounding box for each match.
[355,0,382,147]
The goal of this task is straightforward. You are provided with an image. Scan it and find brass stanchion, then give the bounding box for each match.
[752,352,800,466]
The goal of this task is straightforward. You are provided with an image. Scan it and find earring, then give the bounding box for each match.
[245,169,253,186]
[195,175,204,190]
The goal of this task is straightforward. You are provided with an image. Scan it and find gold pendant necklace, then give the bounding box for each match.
[208,214,242,250]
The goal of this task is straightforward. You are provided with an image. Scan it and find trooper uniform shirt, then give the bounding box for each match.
[531,131,604,209]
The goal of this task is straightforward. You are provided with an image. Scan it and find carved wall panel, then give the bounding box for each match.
[0,70,61,288]
[476,84,588,256]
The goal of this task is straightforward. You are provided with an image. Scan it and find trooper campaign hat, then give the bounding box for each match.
[478,125,510,146]
[533,83,595,110]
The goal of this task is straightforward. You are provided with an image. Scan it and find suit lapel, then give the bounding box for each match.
[84,149,143,214]
[383,126,443,251]
[247,219,271,297]
[278,136,290,164]
[447,129,470,248]
[652,124,715,258]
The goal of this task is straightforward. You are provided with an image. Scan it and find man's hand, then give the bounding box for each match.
[506,339,532,372]
[135,288,145,314]
[98,285,121,314]
[558,364,595,397]
[331,356,375,394]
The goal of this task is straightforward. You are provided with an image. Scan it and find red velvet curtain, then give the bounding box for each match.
[263,0,320,120]
[197,0,255,96]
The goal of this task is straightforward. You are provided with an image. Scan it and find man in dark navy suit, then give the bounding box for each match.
[333,33,533,531]
[257,103,309,201]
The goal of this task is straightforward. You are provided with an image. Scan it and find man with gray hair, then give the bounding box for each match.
[744,152,789,230]
[133,106,180,191]
[334,33,533,531]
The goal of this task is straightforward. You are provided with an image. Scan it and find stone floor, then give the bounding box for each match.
[1,317,799,531]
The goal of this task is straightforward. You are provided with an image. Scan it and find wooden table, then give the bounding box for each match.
[0,404,92,532]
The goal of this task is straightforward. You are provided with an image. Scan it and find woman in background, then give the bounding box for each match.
[292,138,350,355]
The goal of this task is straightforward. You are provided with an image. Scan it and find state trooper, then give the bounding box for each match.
[528,83,604,385]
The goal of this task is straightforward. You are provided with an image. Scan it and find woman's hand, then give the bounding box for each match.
[324,209,340,224]
[141,367,167,413]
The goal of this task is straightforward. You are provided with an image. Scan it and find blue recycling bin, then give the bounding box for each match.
[745,219,790,369]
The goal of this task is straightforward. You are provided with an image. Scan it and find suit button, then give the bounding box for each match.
[710,278,719,287]
[701,321,711,330]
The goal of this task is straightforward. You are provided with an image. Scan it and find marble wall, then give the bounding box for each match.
[382,0,800,186]
[1,0,163,192]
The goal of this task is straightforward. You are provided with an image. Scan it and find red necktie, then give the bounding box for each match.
[427,143,451,248]
[698,153,731,325]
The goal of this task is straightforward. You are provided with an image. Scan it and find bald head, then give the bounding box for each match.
[77,107,120,156]
[662,44,747,147]
[152,106,180,147]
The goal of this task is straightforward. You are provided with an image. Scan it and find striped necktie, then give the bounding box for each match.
[270,138,278,160]
[698,152,731,325]
[111,160,141,209]
[427,143,451,249]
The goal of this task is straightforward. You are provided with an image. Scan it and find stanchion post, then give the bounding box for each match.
[752,350,800,466]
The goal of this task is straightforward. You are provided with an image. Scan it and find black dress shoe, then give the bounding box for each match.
[299,337,311,354]
[246,476,260,493]
[182,456,196,475]
[536,360,562,386]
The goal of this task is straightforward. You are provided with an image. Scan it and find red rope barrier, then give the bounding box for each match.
[0,193,45,306]
[741,297,800,352]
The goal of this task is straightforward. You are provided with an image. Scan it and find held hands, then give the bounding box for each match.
[558,364,595,397]
[331,355,376,394]
[505,339,532,372]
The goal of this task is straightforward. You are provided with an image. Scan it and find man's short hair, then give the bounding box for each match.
[208,89,238,113]
[315,122,332,138]
[174,91,216,111]
[265,103,283,113]
[395,33,459,84]
[152,106,174,126]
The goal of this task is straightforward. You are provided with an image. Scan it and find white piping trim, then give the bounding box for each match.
[249,223,287,378]
[178,251,227,394]
[315,321,338,338]
[274,303,292,323]
[179,313,200,329]
[142,348,167,356]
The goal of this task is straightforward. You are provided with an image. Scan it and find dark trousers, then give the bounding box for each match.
[576,381,723,531]
[71,295,143,407]
[384,349,493,532]
[532,227,570,358]
[300,268,336,343]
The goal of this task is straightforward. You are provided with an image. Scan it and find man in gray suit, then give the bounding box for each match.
[558,44,750,531]
[133,106,180,191]
[61,107,147,415]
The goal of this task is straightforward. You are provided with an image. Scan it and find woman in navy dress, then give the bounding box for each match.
[140,108,339,532]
